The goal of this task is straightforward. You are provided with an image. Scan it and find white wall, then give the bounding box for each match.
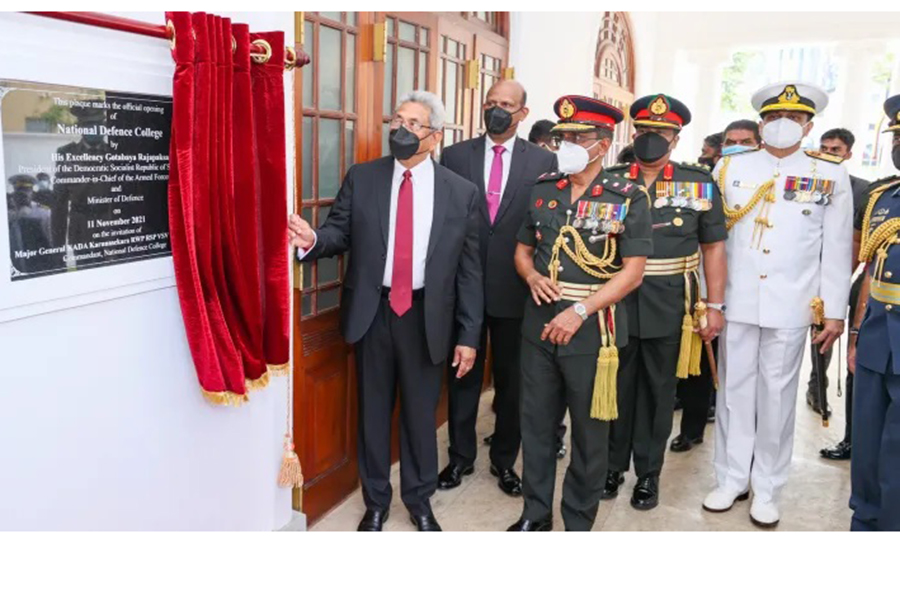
[0,11,295,531]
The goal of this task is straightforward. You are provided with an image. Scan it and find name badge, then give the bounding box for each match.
[783,176,835,205]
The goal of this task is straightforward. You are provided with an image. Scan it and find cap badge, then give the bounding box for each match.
[559,98,576,119]
[779,85,799,104]
[650,95,668,116]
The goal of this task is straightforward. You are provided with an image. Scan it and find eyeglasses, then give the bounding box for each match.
[389,116,434,133]
[553,132,601,146]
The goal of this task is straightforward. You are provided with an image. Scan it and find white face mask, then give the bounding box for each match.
[556,140,600,174]
[761,118,804,149]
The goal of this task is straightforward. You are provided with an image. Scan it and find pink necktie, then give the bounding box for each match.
[487,145,505,223]
[390,170,413,317]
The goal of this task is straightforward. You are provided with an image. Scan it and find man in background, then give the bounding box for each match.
[721,119,762,153]
[698,132,723,169]
[528,119,558,152]
[437,81,557,496]
[814,127,870,461]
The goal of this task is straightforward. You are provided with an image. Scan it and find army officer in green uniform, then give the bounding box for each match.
[603,94,728,510]
[508,95,653,532]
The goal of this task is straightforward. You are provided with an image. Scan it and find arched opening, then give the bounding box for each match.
[593,11,635,164]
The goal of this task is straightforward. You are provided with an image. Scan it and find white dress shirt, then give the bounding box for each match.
[383,158,434,289]
[297,159,436,290]
[713,148,853,327]
[483,134,517,208]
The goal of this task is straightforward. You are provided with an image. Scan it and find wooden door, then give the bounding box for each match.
[294,11,365,523]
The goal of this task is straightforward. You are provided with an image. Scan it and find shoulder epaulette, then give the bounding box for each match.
[866,174,900,191]
[602,174,644,198]
[678,161,712,174]
[537,171,564,182]
[804,149,843,164]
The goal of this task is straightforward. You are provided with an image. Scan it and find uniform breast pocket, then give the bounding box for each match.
[654,206,699,236]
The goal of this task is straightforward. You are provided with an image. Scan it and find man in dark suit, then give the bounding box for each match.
[288,91,483,532]
[436,81,557,496]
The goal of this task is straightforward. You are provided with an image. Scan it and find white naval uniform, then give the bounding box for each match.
[711,148,852,503]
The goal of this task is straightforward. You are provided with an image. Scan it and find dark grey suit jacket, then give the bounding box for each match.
[302,156,483,365]
[439,136,557,318]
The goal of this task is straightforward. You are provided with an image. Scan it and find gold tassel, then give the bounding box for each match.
[603,345,619,421]
[676,313,694,379]
[689,330,703,376]
[278,435,304,489]
[591,346,610,420]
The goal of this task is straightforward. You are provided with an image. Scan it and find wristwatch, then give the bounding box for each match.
[706,302,726,313]
[573,302,589,321]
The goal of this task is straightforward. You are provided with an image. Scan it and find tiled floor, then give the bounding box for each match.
[312,345,852,532]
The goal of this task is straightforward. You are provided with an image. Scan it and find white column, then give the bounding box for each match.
[676,48,731,163]
[833,41,886,174]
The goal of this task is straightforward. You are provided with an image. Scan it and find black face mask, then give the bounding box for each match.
[893,145,900,171]
[633,132,672,163]
[698,156,717,169]
[483,106,518,136]
[389,126,423,161]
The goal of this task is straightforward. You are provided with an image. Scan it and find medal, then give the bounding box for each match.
[784,191,796,201]
[573,218,585,228]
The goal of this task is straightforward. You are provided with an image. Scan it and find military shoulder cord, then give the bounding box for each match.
[717,155,775,231]
[548,198,633,285]
[859,182,900,282]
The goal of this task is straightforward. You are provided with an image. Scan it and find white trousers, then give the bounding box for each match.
[714,322,808,503]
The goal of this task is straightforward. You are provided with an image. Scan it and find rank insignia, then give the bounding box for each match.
[535,231,543,241]
[548,200,558,209]
[591,185,604,197]
[556,179,570,190]
[535,199,544,208]
[621,182,634,193]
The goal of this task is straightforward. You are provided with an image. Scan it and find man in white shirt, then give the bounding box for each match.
[704,82,852,527]
[288,91,483,531]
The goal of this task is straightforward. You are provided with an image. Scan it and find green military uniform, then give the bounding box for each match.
[603,94,728,509]
[513,94,653,532]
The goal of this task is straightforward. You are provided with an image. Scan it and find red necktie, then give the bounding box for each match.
[390,170,413,316]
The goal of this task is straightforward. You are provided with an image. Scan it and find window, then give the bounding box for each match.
[299,12,358,318]
[382,16,431,155]
[439,35,467,149]
[474,53,503,137]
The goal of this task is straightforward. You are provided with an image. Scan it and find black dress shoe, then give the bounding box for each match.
[490,464,523,496]
[820,439,851,460]
[669,434,703,453]
[483,434,494,445]
[437,463,474,490]
[507,517,552,531]
[556,439,567,460]
[707,404,716,423]
[357,509,389,531]
[409,512,442,531]
[630,475,660,511]
[600,470,625,500]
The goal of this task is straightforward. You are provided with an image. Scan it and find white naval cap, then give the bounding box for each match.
[751,81,829,117]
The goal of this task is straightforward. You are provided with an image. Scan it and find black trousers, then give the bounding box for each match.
[520,339,609,531]
[355,294,443,516]
[678,338,717,440]
[447,316,522,470]
[609,334,680,478]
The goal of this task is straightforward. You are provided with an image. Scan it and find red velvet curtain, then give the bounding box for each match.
[167,12,289,404]
[251,31,290,373]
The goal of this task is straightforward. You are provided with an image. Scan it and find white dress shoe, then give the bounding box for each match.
[702,487,751,513]
[749,498,780,528]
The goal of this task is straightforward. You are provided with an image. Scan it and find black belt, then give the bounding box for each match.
[381,286,425,300]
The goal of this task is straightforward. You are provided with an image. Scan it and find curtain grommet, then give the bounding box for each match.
[250,38,272,64]
[285,46,297,71]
